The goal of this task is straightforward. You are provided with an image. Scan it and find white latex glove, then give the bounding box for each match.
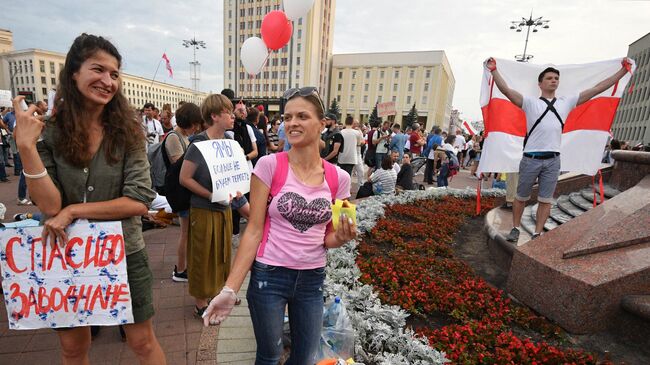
[202,286,238,327]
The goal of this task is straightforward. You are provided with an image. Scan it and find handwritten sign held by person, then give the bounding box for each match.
[0,221,133,330]
[194,139,251,204]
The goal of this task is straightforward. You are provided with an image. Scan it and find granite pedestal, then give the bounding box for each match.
[506,175,650,334]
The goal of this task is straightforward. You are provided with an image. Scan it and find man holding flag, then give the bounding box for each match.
[485,57,631,242]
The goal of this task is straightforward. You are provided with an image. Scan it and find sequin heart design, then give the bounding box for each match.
[276,192,331,233]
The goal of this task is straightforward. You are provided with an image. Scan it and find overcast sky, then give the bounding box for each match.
[3,0,648,120]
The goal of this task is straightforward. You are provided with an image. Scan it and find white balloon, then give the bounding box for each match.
[283,0,315,21]
[240,37,269,75]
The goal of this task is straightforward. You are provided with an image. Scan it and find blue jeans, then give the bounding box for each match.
[13,152,22,175]
[374,152,386,170]
[247,261,325,365]
[18,172,27,200]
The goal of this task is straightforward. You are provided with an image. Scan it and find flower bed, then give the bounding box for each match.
[325,188,608,365]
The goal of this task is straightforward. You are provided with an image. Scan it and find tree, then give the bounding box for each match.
[328,99,341,120]
[403,103,419,128]
[369,103,382,128]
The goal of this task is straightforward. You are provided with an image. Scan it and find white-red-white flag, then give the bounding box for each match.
[462,120,477,136]
[477,58,634,176]
[162,53,173,78]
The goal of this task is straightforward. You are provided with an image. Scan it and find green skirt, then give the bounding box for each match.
[187,207,233,299]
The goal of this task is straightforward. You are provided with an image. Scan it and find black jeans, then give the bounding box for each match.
[339,163,355,177]
[424,158,435,184]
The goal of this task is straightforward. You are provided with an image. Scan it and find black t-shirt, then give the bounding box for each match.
[321,129,344,164]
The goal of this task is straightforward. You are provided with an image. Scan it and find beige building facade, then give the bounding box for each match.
[612,32,650,146]
[0,32,206,109]
[329,51,455,131]
[223,0,335,102]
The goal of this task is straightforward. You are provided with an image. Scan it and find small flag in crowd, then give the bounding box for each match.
[162,53,173,78]
[462,120,477,136]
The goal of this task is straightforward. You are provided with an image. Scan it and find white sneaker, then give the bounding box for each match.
[17,198,32,206]
[0,203,6,220]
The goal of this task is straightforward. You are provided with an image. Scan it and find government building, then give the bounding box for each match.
[330,51,455,130]
[612,32,650,146]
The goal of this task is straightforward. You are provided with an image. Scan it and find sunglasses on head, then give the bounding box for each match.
[283,87,325,116]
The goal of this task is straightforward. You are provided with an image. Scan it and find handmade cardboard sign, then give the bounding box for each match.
[194,139,251,204]
[0,90,11,108]
[0,221,133,330]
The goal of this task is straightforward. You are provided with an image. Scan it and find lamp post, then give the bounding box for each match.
[509,13,550,62]
[182,37,206,93]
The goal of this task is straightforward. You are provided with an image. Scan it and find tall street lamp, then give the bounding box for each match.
[509,12,550,62]
[183,37,206,92]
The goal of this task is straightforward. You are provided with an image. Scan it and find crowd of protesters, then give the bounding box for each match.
[3,32,648,365]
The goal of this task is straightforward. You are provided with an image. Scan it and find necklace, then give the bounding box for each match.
[290,163,321,185]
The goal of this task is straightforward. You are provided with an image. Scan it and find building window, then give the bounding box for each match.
[365,70,370,78]
[351,84,356,91]
[394,70,399,78]
[297,43,301,52]
[337,84,342,91]
[296,57,300,65]
[39,60,45,73]
[240,8,245,16]
[337,95,341,102]
[406,96,411,104]
[298,18,302,25]
[393,84,398,92]
[392,96,397,102]
[295,70,300,79]
[349,95,354,103]
[42,88,47,96]
[380,70,385,78]
[272,71,278,78]
[409,70,415,78]
[272,84,278,92]
[51,78,56,85]
[255,84,261,92]
[379,83,383,92]
[40,76,46,84]
[424,83,429,92]
[352,71,356,79]
[280,71,287,79]
[339,71,343,79]
[281,58,288,66]
[363,95,368,103]
[408,83,413,92]
[426,69,431,78]
[378,96,382,102]
[422,96,428,104]
[240,22,245,29]
[297,29,302,38]
[263,71,269,78]
[364,84,369,92]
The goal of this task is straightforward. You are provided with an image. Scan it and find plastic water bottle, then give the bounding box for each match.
[324,296,342,327]
[13,213,33,221]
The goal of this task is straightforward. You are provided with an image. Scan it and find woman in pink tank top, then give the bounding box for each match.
[202,87,357,364]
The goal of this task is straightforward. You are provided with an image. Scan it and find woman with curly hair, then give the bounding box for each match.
[13,33,165,364]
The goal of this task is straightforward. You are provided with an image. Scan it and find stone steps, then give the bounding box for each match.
[569,192,594,211]
[530,203,560,231]
[525,184,620,236]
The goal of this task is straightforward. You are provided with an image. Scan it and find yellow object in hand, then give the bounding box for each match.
[331,199,356,230]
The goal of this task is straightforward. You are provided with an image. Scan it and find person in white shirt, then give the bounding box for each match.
[453,130,466,167]
[487,57,631,242]
[142,102,164,147]
[391,150,401,175]
[338,116,364,177]
[352,119,366,185]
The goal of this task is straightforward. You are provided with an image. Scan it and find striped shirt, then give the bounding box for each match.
[370,168,397,195]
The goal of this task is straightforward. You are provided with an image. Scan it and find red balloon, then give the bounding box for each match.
[261,10,293,51]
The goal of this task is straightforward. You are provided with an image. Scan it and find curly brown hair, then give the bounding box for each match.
[52,33,144,167]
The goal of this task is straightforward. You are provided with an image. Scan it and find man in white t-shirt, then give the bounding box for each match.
[338,116,364,177]
[487,57,631,242]
[453,130,466,167]
[142,102,164,147]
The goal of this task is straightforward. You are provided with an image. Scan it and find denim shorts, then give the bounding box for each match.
[247,261,325,365]
[516,155,560,203]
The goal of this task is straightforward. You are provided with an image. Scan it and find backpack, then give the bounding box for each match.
[363,129,376,167]
[321,129,344,161]
[256,152,339,258]
[164,133,208,213]
[443,150,460,180]
[146,131,185,194]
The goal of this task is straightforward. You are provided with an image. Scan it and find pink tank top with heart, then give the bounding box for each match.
[252,155,351,270]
